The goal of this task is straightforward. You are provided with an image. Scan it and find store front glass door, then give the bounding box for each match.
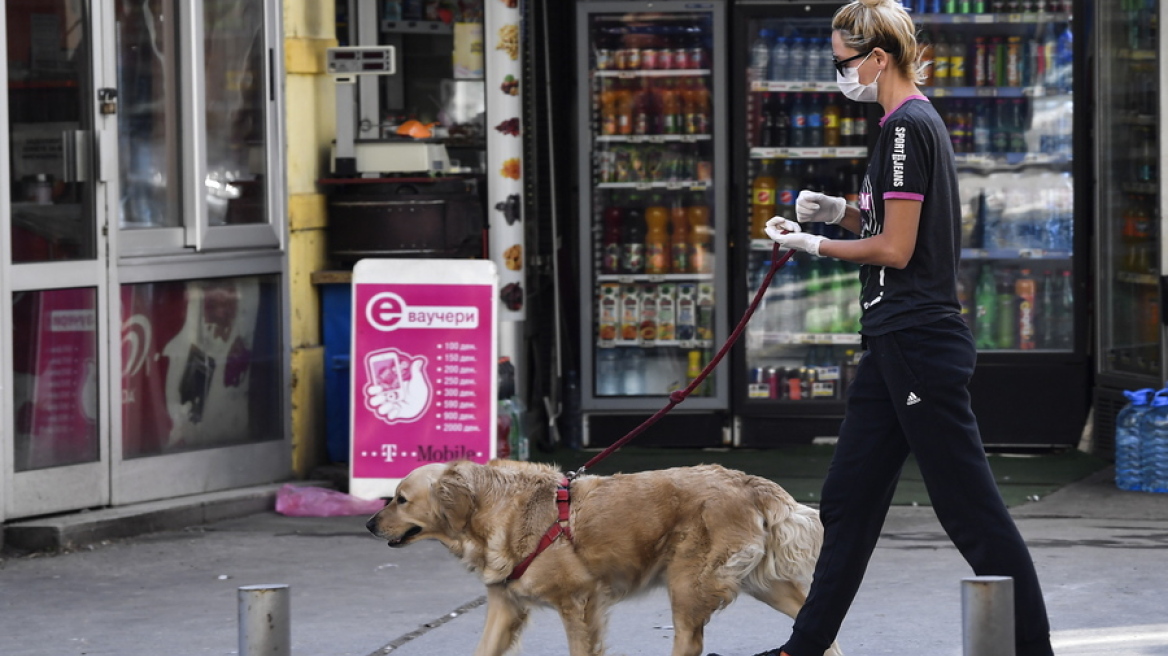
[4,0,287,520]
[3,0,113,518]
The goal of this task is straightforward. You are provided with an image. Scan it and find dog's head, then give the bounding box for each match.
[365,462,475,548]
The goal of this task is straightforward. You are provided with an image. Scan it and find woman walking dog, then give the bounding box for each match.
[717,1,1056,655]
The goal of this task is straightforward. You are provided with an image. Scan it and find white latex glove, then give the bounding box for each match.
[767,230,826,257]
[795,190,847,225]
[765,216,801,235]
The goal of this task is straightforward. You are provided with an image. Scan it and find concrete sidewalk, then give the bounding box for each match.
[1,467,1166,656]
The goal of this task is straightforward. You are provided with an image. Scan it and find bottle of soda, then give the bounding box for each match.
[822,98,840,147]
[776,160,800,225]
[950,35,966,87]
[852,104,868,147]
[1038,269,1056,348]
[621,194,646,274]
[751,160,778,240]
[772,93,792,147]
[601,193,624,274]
[994,270,1017,349]
[839,101,855,146]
[1016,268,1037,349]
[974,264,997,349]
[760,93,776,148]
[1115,388,1155,491]
[934,33,951,87]
[687,192,713,273]
[791,94,808,147]
[644,194,670,274]
[1052,269,1073,348]
[807,94,823,147]
[669,192,690,274]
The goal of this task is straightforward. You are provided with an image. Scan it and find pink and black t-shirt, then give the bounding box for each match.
[857,95,963,336]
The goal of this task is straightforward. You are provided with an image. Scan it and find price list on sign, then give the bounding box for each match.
[349,260,498,500]
[434,341,483,433]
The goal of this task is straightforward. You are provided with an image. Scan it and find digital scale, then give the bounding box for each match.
[327,46,451,176]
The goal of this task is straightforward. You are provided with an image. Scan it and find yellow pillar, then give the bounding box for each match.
[284,0,337,477]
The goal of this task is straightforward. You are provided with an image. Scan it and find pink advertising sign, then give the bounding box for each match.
[349,259,498,499]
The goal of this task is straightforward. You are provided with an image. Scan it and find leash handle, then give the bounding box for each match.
[573,243,795,477]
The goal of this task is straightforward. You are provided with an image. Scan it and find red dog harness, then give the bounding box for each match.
[507,477,573,581]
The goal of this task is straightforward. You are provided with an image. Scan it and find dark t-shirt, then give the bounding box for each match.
[857,96,962,335]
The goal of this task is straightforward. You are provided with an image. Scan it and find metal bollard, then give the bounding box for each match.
[962,576,1014,656]
[238,584,290,656]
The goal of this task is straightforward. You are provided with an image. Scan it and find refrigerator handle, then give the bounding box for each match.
[1160,276,1168,327]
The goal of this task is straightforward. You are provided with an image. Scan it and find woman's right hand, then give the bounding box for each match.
[796,190,847,225]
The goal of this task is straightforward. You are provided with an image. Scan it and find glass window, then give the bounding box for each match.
[203,0,267,226]
[11,288,100,471]
[116,0,178,229]
[6,0,95,262]
[120,274,282,458]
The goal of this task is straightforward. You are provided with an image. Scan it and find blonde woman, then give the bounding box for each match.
[724,1,1056,655]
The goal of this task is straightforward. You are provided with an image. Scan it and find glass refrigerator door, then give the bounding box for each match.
[577,2,728,412]
[1095,0,1161,384]
[742,14,869,405]
[913,4,1076,354]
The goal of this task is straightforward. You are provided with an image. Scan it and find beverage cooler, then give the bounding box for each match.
[731,0,1090,448]
[1092,0,1164,458]
[575,1,731,447]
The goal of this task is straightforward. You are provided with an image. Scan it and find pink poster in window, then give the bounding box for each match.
[21,288,99,470]
[349,259,498,499]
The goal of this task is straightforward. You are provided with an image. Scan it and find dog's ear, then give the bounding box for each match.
[433,465,476,532]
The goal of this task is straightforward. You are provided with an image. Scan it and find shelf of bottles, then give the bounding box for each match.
[1095,0,1160,378]
[589,12,720,398]
[901,0,1078,355]
[742,16,868,403]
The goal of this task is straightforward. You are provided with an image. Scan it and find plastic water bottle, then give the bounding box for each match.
[769,36,791,82]
[775,258,805,335]
[750,29,771,82]
[596,348,621,396]
[805,38,824,82]
[790,37,808,82]
[1141,389,1168,493]
[622,347,647,396]
[818,38,835,81]
[1115,388,1155,491]
[1054,25,1073,93]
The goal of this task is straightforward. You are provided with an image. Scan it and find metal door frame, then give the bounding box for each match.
[1,0,116,519]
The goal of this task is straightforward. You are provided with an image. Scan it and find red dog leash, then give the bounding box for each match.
[507,245,792,581]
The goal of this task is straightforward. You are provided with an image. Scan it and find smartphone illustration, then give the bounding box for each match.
[367,351,404,395]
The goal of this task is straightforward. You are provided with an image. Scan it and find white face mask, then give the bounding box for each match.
[836,51,880,103]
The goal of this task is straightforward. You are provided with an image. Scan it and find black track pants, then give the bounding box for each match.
[782,315,1054,656]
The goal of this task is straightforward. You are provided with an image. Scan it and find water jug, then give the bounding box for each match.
[1115,388,1154,491]
[1141,388,1168,493]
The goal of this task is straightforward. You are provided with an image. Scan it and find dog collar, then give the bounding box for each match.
[507,477,573,581]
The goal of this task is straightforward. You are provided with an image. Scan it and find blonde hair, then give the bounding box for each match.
[833,0,926,84]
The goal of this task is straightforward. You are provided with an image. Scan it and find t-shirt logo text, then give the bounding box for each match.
[892,126,907,188]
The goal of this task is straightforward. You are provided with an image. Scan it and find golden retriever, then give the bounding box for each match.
[366,459,843,656]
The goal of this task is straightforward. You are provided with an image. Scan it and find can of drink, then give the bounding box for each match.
[751,367,767,387]
[673,48,690,70]
[767,367,783,399]
[973,37,988,87]
[641,48,659,70]
[688,47,705,69]
[613,48,628,70]
[596,48,614,70]
[658,48,675,70]
[624,48,642,70]
[1006,37,1022,87]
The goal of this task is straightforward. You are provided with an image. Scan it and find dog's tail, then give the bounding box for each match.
[748,481,824,587]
